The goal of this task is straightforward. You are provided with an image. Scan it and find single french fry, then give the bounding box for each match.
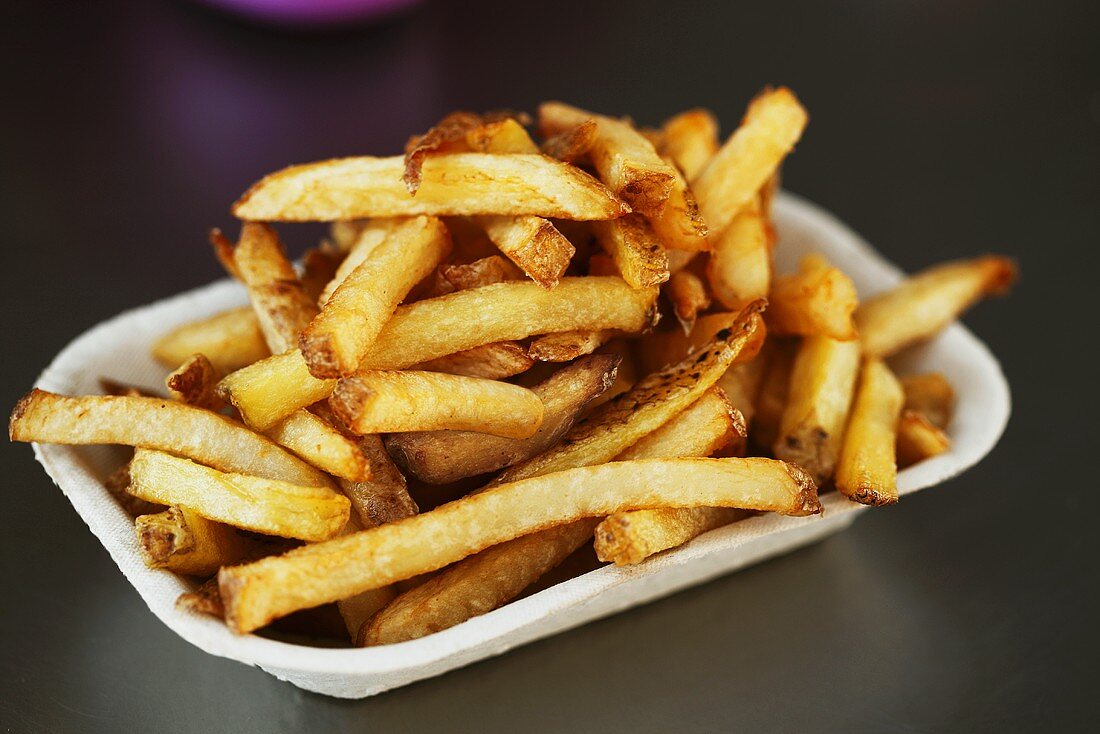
[415,342,535,379]
[136,506,257,576]
[716,353,769,429]
[592,214,670,288]
[106,460,163,517]
[233,154,630,222]
[648,162,709,252]
[539,102,677,215]
[320,220,399,304]
[635,311,765,375]
[128,450,349,541]
[768,254,859,340]
[403,111,530,192]
[177,577,225,618]
[336,433,419,527]
[470,215,575,288]
[901,373,955,429]
[587,339,637,409]
[165,353,224,411]
[465,117,539,154]
[233,222,318,353]
[263,408,370,482]
[750,341,795,452]
[660,108,719,181]
[707,197,770,310]
[217,277,657,429]
[527,330,614,362]
[540,119,599,163]
[220,456,818,633]
[9,390,330,488]
[856,255,1017,357]
[208,228,241,280]
[384,354,619,484]
[301,216,451,378]
[836,359,905,505]
[426,255,524,297]
[152,308,269,373]
[331,370,544,439]
[896,410,951,467]
[692,87,808,236]
[666,268,711,334]
[299,245,345,304]
[773,336,861,482]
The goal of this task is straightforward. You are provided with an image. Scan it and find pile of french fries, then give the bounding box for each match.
[9,88,1016,646]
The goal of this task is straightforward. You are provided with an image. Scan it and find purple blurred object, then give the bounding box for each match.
[200,0,422,26]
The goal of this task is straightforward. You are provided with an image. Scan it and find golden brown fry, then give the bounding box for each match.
[336,433,419,527]
[470,215,575,288]
[648,163,709,252]
[901,373,955,429]
[217,277,656,429]
[540,119,599,163]
[693,87,808,236]
[136,506,256,576]
[331,370,544,439]
[415,342,535,379]
[539,102,677,215]
[220,456,818,633]
[707,197,770,310]
[427,255,524,297]
[666,268,711,334]
[208,228,241,281]
[329,220,369,252]
[666,249,697,275]
[177,577,225,618]
[592,214,669,288]
[615,388,743,462]
[233,154,630,222]
[773,336,861,482]
[384,354,619,484]
[301,216,451,378]
[836,359,904,505]
[233,222,318,353]
[320,220,399,304]
[9,390,330,487]
[526,330,614,362]
[165,354,224,411]
[660,108,719,181]
[636,311,764,375]
[465,117,539,154]
[263,408,370,482]
[106,460,163,516]
[128,450,350,541]
[768,254,859,340]
[896,410,951,467]
[403,111,529,193]
[299,245,344,303]
[856,255,1017,357]
[751,341,795,452]
[152,308,269,373]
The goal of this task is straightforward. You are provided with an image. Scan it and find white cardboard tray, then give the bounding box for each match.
[28,192,1010,698]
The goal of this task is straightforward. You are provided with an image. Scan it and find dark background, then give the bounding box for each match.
[2,1,1097,731]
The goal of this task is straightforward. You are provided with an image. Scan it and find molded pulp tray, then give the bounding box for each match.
[29,193,1011,698]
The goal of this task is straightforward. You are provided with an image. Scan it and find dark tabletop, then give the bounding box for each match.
[2,1,1097,731]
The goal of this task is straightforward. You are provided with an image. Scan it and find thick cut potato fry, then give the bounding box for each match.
[539,102,677,215]
[106,460,163,516]
[263,409,370,482]
[177,577,225,618]
[9,390,330,487]
[301,216,451,378]
[666,268,711,334]
[707,197,770,310]
[751,341,795,452]
[648,163,709,252]
[384,355,619,484]
[716,356,768,429]
[857,255,1017,357]
[337,433,419,527]
[526,330,613,362]
[427,255,524,297]
[233,154,630,222]
[636,311,765,375]
[233,222,319,353]
[773,336,861,482]
[901,373,954,429]
[220,456,818,633]
[128,450,350,541]
[660,108,719,181]
[592,214,670,288]
[415,342,534,379]
[152,308,269,373]
[768,254,859,340]
[615,388,743,461]
[540,119,599,163]
[331,370,544,439]
[165,353,224,410]
[300,245,344,304]
[403,111,530,192]
[896,410,951,467]
[470,215,575,288]
[217,277,656,429]
[693,87,808,236]
[136,506,256,576]
[465,117,540,154]
[320,220,399,304]
[836,359,904,505]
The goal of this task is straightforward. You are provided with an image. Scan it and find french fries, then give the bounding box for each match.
[335,432,419,526]
[768,254,859,340]
[415,342,535,379]
[836,360,905,505]
[128,450,350,541]
[136,506,256,576]
[320,220,398,304]
[403,111,530,192]
[901,373,954,429]
[526,330,613,362]
[660,108,719,181]
[263,409,370,482]
[427,255,523,297]
[540,119,598,163]
[384,355,618,484]
[648,163,709,252]
[539,102,677,215]
[693,87,808,236]
[151,307,269,373]
[220,457,818,632]
[9,390,330,487]
[636,311,765,375]
[896,410,951,467]
[592,215,670,288]
[470,215,575,288]
[773,336,861,482]
[666,268,711,333]
[300,216,451,378]
[857,256,1017,357]
[165,353,224,410]
[217,277,656,429]
[465,117,540,154]
[233,154,630,222]
[330,370,545,439]
[707,197,770,310]
[750,341,795,452]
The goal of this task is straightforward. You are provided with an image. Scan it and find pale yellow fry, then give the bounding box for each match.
[707,197,770,310]
[320,220,399,304]
[263,409,370,482]
[836,359,904,505]
[768,254,859,340]
[896,410,951,468]
[129,450,349,541]
[693,87,808,236]
[136,506,257,576]
[660,108,719,181]
[151,307,269,373]
[901,373,955,429]
[471,215,575,288]
[465,118,540,154]
[648,162,709,252]
[233,154,630,221]
[592,214,670,288]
